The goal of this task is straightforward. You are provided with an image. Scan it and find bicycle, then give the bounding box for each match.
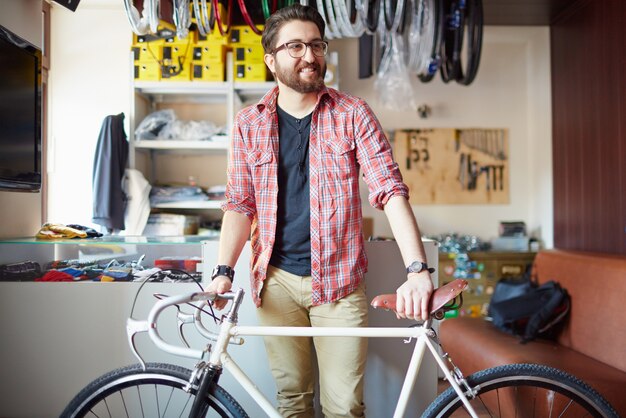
[61,278,619,417]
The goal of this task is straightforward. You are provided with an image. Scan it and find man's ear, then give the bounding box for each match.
[264,53,276,74]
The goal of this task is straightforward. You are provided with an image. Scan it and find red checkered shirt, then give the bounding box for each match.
[222,86,409,307]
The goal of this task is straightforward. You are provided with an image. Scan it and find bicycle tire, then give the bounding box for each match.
[61,362,248,418]
[423,363,619,418]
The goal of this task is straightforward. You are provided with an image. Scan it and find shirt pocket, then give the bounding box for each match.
[322,137,356,181]
[246,149,274,190]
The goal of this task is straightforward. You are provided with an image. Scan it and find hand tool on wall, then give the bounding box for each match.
[498,165,504,190]
[481,166,490,191]
[458,153,466,189]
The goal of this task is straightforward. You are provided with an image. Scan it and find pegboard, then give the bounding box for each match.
[394,128,509,204]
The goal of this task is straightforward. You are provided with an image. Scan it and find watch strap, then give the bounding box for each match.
[406,261,435,274]
[212,265,235,282]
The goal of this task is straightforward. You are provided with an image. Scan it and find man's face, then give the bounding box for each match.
[265,20,327,94]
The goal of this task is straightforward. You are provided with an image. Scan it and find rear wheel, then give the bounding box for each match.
[61,363,248,418]
[424,363,619,417]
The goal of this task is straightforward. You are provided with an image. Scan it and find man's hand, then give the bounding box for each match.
[206,276,232,310]
[395,273,434,320]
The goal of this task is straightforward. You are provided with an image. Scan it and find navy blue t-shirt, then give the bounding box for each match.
[268,105,312,276]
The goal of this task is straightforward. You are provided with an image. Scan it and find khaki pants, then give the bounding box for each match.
[257,266,368,418]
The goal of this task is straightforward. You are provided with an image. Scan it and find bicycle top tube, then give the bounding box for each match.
[131,279,468,362]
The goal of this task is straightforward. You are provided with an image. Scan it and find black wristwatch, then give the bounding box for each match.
[211,265,235,282]
[406,261,435,274]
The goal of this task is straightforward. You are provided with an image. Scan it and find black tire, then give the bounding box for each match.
[61,363,248,418]
[423,363,619,418]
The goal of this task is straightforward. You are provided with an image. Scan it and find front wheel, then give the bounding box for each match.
[423,363,619,418]
[61,362,248,418]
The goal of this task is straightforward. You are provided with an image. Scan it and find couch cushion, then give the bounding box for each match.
[440,317,626,415]
[532,250,626,372]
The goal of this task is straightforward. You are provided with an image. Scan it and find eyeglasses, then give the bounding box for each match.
[272,41,329,58]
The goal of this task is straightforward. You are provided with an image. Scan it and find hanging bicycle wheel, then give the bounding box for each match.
[61,363,248,418]
[423,363,619,418]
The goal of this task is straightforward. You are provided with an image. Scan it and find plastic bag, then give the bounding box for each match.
[374,33,417,111]
[134,109,176,140]
[135,109,219,141]
[159,119,218,141]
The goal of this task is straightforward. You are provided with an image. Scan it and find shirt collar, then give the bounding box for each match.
[256,85,335,115]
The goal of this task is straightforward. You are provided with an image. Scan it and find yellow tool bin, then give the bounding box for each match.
[192,60,225,82]
[161,37,194,81]
[229,25,262,45]
[192,44,226,63]
[134,61,161,81]
[233,43,264,64]
[234,62,268,82]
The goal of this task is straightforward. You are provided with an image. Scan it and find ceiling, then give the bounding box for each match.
[482,0,573,25]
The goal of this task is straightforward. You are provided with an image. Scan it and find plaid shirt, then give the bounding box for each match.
[223,86,408,307]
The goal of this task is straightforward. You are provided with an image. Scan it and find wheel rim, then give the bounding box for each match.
[72,372,234,418]
[437,375,607,417]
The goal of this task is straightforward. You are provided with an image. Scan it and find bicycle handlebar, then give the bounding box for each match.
[142,290,242,360]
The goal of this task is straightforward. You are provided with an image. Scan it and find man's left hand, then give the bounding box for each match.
[395,273,434,321]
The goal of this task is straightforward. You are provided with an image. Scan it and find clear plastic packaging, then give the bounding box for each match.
[134,109,176,140]
[374,34,417,111]
[135,109,219,141]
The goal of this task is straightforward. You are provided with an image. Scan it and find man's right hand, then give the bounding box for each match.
[206,276,232,310]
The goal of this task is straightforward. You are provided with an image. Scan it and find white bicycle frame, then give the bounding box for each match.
[129,289,480,418]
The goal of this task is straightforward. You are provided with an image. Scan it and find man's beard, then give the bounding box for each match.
[274,60,326,93]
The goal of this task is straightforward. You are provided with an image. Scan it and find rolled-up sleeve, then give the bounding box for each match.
[222,115,256,222]
[353,100,409,210]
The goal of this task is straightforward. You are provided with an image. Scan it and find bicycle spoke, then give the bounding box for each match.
[163,386,175,417]
[154,384,161,418]
[119,390,130,418]
[557,398,574,417]
[136,386,145,418]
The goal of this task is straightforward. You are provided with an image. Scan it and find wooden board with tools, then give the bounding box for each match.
[394,128,509,204]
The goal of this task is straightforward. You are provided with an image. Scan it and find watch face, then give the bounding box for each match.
[409,261,424,273]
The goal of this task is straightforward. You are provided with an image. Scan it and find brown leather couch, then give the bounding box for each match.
[440,249,626,415]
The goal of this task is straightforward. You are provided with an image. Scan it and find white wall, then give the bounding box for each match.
[0,0,44,239]
[47,0,131,228]
[47,2,553,247]
[335,27,553,247]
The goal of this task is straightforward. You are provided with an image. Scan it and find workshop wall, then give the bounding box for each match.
[46,2,552,247]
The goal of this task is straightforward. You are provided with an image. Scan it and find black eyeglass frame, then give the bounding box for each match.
[271,41,329,58]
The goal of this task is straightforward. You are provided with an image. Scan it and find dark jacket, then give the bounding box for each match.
[92,113,128,231]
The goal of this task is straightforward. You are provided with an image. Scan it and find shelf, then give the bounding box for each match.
[0,236,217,245]
[151,200,225,209]
[234,81,276,102]
[134,81,230,103]
[133,139,229,150]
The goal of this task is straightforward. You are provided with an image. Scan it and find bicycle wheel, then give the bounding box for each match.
[61,362,248,418]
[423,363,619,418]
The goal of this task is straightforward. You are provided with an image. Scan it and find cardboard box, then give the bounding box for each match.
[143,214,200,236]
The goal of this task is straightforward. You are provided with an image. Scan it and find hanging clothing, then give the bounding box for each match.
[122,168,151,236]
[92,113,129,231]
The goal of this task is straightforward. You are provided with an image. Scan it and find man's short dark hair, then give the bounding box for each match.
[261,4,326,54]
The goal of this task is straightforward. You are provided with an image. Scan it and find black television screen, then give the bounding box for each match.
[0,24,42,192]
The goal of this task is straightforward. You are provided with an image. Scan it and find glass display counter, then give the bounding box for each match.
[0,236,217,282]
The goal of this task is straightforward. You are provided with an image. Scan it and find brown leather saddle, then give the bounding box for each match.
[370,279,468,320]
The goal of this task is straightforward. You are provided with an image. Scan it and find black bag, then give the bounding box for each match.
[488,279,570,344]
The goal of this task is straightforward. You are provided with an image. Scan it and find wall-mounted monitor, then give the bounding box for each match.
[0,24,42,192]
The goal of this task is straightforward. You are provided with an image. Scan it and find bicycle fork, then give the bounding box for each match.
[187,362,222,418]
